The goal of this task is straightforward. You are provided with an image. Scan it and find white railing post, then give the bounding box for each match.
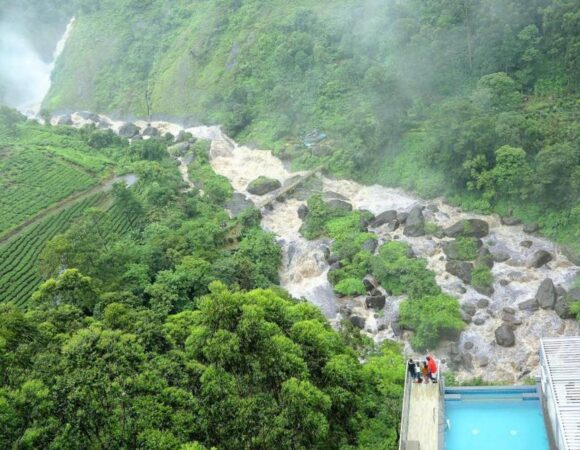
[398,363,412,450]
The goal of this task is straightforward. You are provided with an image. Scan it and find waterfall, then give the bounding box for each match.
[0,17,75,115]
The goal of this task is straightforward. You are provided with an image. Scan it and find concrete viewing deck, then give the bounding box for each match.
[405,382,442,450]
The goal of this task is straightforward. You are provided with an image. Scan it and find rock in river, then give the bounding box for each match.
[350,315,366,329]
[362,275,378,291]
[518,299,539,311]
[247,176,282,196]
[446,261,473,284]
[528,250,553,268]
[535,278,557,309]
[118,122,141,138]
[523,223,539,233]
[495,324,515,347]
[370,210,397,227]
[444,219,489,238]
[403,205,425,237]
[501,216,521,226]
[325,199,353,212]
[365,295,386,310]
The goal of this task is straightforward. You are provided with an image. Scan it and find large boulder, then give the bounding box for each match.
[518,299,539,311]
[476,246,494,269]
[350,315,366,329]
[362,275,378,291]
[225,193,255,217]
[56,114,73,125]
[520,240,533,248]
[142,125,159,137]
[358,210,375,228]
[325,198,353,212]
[247,176,282,196]
[118,122,141,138]
[461,303,477,316]
[297,204,309,220]
[535,278,557,309]
[370,210,397,228]
[397,212,409,224]
[365,295,386,310]
[446,261,473,284]
[495,325,515,347]
[444,219,489,238]
[362,237,378,254]
[501,216,521,226]
[477,298,490,308]
[442,238,482,261]
[492,251,511,263]
[403,205,425,237]
[523,223,539,234]
[529,250,553,268]
[474,283,494,297]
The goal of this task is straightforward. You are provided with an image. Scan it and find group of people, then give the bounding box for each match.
[407,356,438,383]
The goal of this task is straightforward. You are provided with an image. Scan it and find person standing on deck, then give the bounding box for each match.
[427,356,438,383]
[407,358,417,382]
[421,362,429,383]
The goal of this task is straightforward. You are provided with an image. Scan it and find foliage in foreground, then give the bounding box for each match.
[0,282,404,449]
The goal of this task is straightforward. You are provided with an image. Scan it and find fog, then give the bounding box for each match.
[0,17,74,114]
[0,24,52,113]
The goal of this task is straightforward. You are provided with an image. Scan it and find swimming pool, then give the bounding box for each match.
[445,387,550,450]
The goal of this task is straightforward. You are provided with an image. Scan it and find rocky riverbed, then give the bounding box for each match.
[53,112,580,383]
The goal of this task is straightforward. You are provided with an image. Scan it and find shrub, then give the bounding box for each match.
[455,237,479,260]
[471,264,493,290]
[300,195,349,240]
[334,278,366,296]
[399,294,463,351]
[370,242,439,298]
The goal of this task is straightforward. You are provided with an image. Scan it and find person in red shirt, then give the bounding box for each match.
[426,356,438,383]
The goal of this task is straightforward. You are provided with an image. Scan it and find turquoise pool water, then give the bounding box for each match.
[445,388,550,450]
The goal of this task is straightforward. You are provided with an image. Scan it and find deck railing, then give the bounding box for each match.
[398,359,442,450]
[398,364,413,450]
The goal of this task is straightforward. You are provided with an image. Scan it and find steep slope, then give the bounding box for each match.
[44,0,579,254]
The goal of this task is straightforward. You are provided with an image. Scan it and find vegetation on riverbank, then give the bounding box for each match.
[42,0,579,255]
[0,114,407,449]
[300,199,463,352]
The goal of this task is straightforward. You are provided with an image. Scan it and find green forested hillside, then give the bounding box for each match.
[0,109,406,449]
[45,0,579,254]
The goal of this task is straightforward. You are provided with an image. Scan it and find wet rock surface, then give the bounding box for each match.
[444,219,489,238]
[118,122,140,138]
[247,176,282,195]
[495,325,516,347]
[403,205,425,237]
[370,210,397,227]
[535,278,557,309]
[446,260,473,283]
[365,295,386,310]
[529,250,553,268]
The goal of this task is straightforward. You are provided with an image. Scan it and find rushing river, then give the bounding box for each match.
[51,112,579,383]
